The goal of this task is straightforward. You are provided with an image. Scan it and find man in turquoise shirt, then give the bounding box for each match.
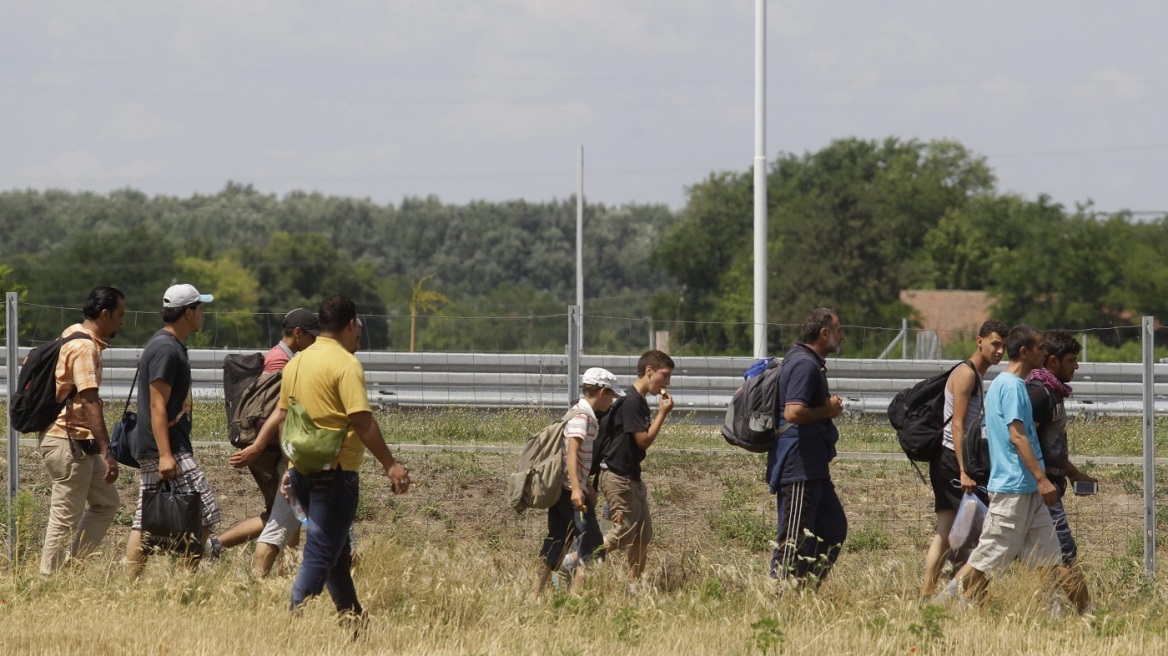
[954,325,1087,615]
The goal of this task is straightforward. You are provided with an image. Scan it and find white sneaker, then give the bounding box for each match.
[933,578,960,604]
[559,552,580,574]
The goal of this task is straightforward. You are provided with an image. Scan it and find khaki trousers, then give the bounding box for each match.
[38,437,120,575]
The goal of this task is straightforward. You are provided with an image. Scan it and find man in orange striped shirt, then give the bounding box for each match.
[38,286,125,575]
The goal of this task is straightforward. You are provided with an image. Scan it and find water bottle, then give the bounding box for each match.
[285,481,308,527]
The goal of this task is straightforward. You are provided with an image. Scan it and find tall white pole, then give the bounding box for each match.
[753,0,768,359]
[6,293,18,569]
[576,144,585,351]
[1142,316,1156,576]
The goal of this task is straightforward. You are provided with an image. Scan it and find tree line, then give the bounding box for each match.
[1,136,1164,355]
[0,186,673,351]
[656,137,1168,355]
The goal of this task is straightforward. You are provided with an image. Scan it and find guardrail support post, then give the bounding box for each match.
[567,306,581,406]
[6,292,18,569]
[1143,315,1156,577]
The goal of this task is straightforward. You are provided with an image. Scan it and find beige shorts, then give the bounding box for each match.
[599,470,653,550]
[967,491,1062,576]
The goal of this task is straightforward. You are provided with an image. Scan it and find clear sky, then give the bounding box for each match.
[2,1,1166,214]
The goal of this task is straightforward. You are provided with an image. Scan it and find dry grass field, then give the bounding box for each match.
[2,407,1167,654]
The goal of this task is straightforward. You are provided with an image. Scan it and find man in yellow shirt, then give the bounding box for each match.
[267,295,409,621]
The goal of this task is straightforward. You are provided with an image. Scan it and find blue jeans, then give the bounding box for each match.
[289,468,361,615]
[539,491,604,569]
[1047,497,1079,567]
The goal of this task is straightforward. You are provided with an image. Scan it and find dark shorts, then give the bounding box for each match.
[929,446,963,513]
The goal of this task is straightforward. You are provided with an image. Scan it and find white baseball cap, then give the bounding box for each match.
[581,367,625,397]
[163,283,214,308]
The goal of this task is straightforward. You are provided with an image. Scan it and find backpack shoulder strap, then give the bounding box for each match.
[960,360,983,397]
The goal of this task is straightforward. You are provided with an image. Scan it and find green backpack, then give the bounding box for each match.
[506,408,578,513]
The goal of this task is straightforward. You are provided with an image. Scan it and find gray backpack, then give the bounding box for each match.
[230,371,283,449]
[507,409,578,513]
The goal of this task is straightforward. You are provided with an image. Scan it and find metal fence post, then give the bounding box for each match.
[1143,316,1156,577]
[901,318,908,359]
[567,306,581,406]
[6,293,18,569]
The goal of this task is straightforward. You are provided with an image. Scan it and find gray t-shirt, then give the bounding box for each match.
[131,329,193,460]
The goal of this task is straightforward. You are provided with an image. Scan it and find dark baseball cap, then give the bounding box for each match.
[283,308,320,336]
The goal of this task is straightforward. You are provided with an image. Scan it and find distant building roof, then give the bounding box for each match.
[899,289,992,336]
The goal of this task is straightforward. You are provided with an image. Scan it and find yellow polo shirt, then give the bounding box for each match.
[278,336,371,472]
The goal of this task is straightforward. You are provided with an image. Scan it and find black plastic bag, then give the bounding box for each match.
[142,480,204,556]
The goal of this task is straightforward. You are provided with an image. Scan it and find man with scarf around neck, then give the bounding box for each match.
[953,325,1088,615]
[1026,330,1095,611]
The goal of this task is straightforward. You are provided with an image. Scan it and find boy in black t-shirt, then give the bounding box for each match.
[597,350,674,585]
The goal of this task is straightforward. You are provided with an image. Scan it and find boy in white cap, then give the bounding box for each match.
[528,367,623,599]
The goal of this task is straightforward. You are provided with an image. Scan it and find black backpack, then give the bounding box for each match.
[961,406,990,485]
[223,353,266,446]
[589,396,627,487]
[887,360,976,463]
[721,357,786,453]
[10,333,90,434]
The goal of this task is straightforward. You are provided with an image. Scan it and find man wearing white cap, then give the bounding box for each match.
[126,283,221,574]
[529,367,623,599]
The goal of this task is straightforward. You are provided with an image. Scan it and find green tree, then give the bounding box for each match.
[175,255,262,347]
[654,137,996,354]
[408,274,451,353]
[240,231,390,348]
[0,261,29,342]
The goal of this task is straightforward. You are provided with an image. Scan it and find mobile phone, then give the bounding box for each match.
[1073,480,1098,496]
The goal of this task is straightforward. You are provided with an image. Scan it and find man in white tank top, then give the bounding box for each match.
[922,320,1007,597]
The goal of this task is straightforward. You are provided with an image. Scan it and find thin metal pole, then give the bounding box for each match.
[6,292,18,569]
[567,306,581,406]
[752,0,767,359]
[1142,316,1156,577]
[901,318,909,359]
[1081,332,1088,363]
[576,145,585,352]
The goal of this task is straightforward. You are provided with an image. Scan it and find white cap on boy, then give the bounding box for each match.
[162,283,214,308]
[581,367,625,397]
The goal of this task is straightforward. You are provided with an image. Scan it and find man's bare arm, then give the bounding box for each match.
[783,397,843,425]
[150,379,178,479]
[350,411,409,494]
[948,366,978,491]
[230,407,287,468]
[1008,420,1056,505]
[76,388,110,449]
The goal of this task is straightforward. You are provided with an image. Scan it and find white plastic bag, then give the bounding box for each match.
[948,492,988,563]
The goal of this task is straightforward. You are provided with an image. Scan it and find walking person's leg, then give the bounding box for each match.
[73,452,119,562]
[290,470,361,613]
[39,439,89,575]
[771,480,821,581]
[810,480,847,584]
[322,472,362,615]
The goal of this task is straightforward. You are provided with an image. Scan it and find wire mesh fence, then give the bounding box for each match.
[3,299,1166,576]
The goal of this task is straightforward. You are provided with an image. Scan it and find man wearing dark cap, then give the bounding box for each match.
[208,309,320,563]
[262,308,320,374]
